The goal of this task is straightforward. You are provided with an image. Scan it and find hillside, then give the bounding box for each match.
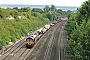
[0,5,72,50]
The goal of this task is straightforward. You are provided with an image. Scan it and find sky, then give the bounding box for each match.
[0,0,86,7]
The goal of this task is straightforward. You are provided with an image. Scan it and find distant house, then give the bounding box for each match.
[18,16,22,19]
[18,15,26,19]
[7,15,14,20]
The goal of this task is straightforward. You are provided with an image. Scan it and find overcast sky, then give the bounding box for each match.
[0,0,86,6]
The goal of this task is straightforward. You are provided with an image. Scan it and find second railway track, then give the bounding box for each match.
[0,19,68,60]
[26,19,68,60]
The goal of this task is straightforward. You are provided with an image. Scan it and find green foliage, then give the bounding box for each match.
[66,0,90,59]
[0,5,72,50]
[32,8,45,14]
[43,5,50,12]
[0,8,48,50]
[77,0,90,24]
[0,8,10,18]
[21,7,31,12]
[50,5,56,11]
[46,13,53,21]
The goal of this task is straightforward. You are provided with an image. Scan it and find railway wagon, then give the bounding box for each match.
[53,21,58,24]
[37,28,43,34]
[44,24,50,30]
[26,19,61,48]
[26,35,39,48]
[41,28,47,34]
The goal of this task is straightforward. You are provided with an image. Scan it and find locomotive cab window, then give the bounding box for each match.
[26,38,33,42]
[29,39,33,42]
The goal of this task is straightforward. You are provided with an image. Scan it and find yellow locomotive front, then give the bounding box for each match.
[26,38,35,48]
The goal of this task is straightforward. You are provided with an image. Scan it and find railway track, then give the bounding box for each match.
[45,22,65,60]
[0,37,32,60]
[43,20,63,60]
[50,20,67,60]
[0,31,37,60]
[0,19,68,60]
[0,37,25,60]
[26,20,68,60]
[25,20,61,60]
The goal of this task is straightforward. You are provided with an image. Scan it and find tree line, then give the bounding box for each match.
[66,0,90,59]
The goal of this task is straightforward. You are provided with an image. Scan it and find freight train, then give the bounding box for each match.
[26,34,40,47]
[26,18,63,48]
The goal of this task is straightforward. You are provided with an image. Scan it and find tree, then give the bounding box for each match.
[77,0,90,24]
[43,5,50,12]
[21,7,31,12]
[10,9,19,19]
[50,5,56,12]
[46,13,53,21]
[0,8,10,18]
[13,7,18,10]
[66,0,90,59]
[32,8,44,14]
